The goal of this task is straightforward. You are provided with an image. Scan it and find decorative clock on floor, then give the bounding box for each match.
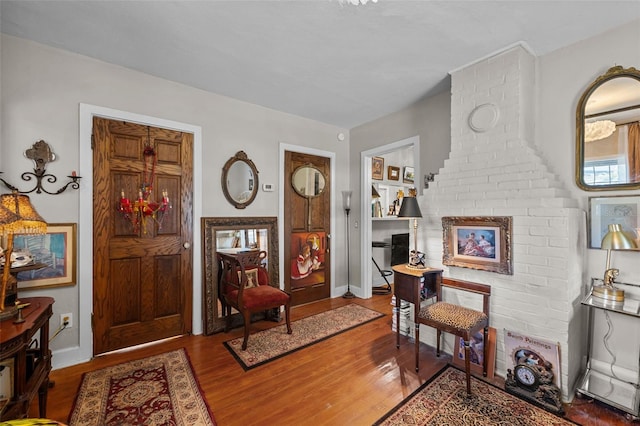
[505,355,564,415]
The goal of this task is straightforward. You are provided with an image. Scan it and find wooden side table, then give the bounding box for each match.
[0,296,54,420]
[392,265,442,368]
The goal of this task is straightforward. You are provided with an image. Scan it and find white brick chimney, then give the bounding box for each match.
[420,45,585,400]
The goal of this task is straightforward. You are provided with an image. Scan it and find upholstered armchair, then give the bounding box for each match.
[218,250,292,350]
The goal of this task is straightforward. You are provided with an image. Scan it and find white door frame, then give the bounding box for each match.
[359,136,420,299]
[53,104,202,369]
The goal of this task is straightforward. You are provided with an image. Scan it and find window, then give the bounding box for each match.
[583,158,628,186]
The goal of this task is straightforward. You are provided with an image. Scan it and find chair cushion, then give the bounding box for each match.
[228,286,290,310]
[418,301,487,333]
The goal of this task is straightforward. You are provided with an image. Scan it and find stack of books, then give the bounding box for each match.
[391,295,411,336]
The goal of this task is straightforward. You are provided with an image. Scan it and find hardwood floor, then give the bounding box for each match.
[38,293,635,425]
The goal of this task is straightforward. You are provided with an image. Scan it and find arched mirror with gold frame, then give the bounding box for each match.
[221,151,259,208]
[576,66,640,191]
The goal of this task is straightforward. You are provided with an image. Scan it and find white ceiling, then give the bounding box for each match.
[2,0,640,129]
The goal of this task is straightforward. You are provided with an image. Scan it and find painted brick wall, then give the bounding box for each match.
[418,45,586,400]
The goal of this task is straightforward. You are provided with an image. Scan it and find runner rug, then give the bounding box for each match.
[224,303,385,370]
[375,366,575,426]
[68,348,216,426]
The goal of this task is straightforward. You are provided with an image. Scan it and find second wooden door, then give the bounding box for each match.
[284,151,331,306]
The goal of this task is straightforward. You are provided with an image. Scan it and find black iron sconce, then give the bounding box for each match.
[0,140,81,195]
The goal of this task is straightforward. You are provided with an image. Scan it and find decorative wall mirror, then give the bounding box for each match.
[202,216,278,334]
[222,151,259,208]
[576,66,640,191]
[291,164,326,197]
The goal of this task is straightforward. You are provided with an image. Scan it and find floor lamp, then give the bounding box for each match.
[342,190,355,299]
[0,192,47,315]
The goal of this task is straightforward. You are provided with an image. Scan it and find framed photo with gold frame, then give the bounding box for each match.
[452,326,497,379]
[372,157,384,180]
[14,223,77,290]
[442,216,512,275]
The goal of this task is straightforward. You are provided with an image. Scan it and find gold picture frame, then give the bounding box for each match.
[14,223,77,290]
[372,157,384,180]
[442,216,512,275]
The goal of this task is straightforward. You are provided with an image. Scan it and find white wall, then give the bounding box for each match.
[350,19,640,401]
[1,34,350,368]
[538,19,640,286]
[350,91,452,291]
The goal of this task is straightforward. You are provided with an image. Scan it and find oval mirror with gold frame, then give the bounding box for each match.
[222,151,259,209]
[576,66,640,191]
[291,164,326,198]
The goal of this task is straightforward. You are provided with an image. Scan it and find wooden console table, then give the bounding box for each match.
[0,296,54,420]
[392,265,442,368]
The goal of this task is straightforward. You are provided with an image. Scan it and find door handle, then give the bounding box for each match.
[183,242,191,249]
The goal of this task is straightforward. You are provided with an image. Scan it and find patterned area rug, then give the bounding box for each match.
[375,366,576,426]
[224,303,385,370]
[68,348,215,426]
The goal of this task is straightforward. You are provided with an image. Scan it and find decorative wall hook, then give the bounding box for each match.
[0,140,81,195]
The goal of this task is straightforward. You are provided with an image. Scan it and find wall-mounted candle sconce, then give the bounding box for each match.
[0,140,81,195]
[424,172,436,189]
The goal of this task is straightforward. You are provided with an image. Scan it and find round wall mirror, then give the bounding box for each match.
[222,151,259,209]
[291,164,326,197]
[576,66,640,191]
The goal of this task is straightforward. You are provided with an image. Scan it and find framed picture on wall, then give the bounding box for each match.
[588,195,640,248]
[372,157,384,180]
[403,166,414,183]
[442,216,512,275]
[388,166,400,181]
[14,223,77,290]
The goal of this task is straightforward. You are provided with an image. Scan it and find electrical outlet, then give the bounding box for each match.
[60,313,73,328]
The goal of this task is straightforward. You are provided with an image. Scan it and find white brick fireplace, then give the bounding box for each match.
[418,44,586,400]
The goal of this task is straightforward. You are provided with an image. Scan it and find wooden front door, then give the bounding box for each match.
[284,151,331,306]
[92,117,193,355]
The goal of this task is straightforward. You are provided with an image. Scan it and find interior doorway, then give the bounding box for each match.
[359,136,420,299]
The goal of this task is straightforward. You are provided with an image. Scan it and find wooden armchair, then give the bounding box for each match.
[218,250,292,350]
[416,277,491,395]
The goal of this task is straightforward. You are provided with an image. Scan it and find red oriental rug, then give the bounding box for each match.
[224,303,385,370]
[375,366,576,426]
[68,348,215,426]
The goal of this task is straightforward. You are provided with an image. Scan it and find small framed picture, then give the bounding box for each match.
[403,166,414,183]
[452,327,497,379]
[588,195,640,248]
[372,157,384,180]
[388,166,400,181]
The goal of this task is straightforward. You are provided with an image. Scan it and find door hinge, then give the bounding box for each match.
[91,134,95,150]
[91,313,94,331]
